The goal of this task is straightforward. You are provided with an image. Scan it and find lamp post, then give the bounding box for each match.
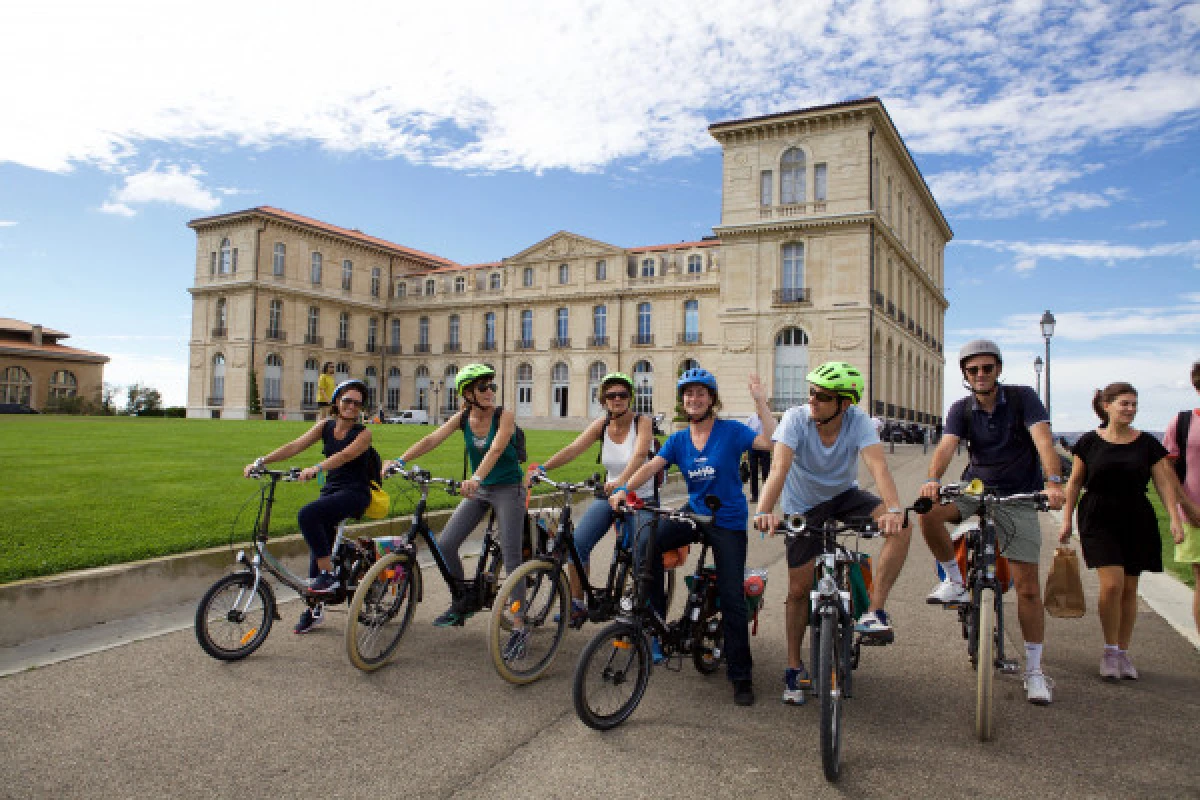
[1033,355,1043,402]
[432,380,442,426]
[1040,310,1056,424]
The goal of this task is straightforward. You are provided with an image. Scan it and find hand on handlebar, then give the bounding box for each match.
[919,480,943,500]
[298,465,321,482]
[753,512,779,535]
[461,478,480,498]
[608,488,628,511]
[1042,485,1065,511]
[875,510,904,536]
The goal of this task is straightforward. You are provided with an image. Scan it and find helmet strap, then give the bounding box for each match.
[607,407,631,422]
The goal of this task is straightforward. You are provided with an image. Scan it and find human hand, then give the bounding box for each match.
[1058,522,1073,545]
[298,466,321,482]
[748,373,766,403]
[603,479,621,494]
[1043,485,1065,510]
[919,481,942,500]
[876,511,904,536]
[608,488,628,512]
[753,512,778,535]
[1172,521,1186,545]
[461,478,480,498]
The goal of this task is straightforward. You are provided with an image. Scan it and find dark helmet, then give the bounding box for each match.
[958,339,1003,370]
[331,379,368,405]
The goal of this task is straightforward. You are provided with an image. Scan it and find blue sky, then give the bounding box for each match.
[1,0,1197,430]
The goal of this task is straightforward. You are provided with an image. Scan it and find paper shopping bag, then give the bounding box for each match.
[1043,546,1086,618]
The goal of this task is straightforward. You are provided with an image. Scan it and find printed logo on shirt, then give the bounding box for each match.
[688,457,716,481]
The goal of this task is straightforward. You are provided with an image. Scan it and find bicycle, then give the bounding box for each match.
[778,513,883,783]
[343,464,506,672]
[489,473,677,684]
[194,466,379,661]
[914,479,1049,741]
[572,498,725,731]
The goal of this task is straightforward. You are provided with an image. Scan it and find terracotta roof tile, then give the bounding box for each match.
[0,318,68,337]
[0,340,109,362]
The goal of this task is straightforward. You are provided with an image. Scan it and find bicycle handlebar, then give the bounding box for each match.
[777,513,881,540]
[383,463,460,493]
[246,466,302,481]
[915,482,1049,513]
[529,471,606,497]
[617,501,713,529]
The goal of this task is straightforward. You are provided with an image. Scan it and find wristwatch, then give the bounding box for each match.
[886,507,903,514]
[1045,475,1064,484]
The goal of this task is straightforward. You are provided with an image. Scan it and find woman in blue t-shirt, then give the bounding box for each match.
[610,368,775,706]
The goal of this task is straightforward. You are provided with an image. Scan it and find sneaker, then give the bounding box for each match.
[432,604,474,628]
[650,637,665,665]
[926,579,970,605]
[1117,652,1139,681]
[733,679,755,707]
[308,571,340,595]
[782,665,810,705]
[503,628,528,661]
[293,603,324,634]
[1024,670,1054,705]
[855,610,895,643]
[1099,650,1121,681]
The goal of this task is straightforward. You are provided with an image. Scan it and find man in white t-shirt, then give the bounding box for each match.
[754,362,910,706]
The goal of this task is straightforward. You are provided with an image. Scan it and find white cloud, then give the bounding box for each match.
[102,351,189,408]
[1129,219,1167,230]
[0,220,16,227]
[101,163,221,215]
[0,0,1196,220]
[98,201,136,217]
[956,238,1200,272]
[949,298,1200,346]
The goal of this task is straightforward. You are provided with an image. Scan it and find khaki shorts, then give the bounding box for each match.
[953,496,1043,564]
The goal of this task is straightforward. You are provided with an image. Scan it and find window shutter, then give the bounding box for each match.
[210,252,216,274]
[231,248,238,273]
[627,256,637,278]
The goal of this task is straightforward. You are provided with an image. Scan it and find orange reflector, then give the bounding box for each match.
[384,569,395,580]
[612,639,631,650]
[239,629,258,645]
[510,601,522,613]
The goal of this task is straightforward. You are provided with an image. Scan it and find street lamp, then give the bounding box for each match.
[1033,355,1043,401]
[432,380,442,426]
[1040,310,1056,423]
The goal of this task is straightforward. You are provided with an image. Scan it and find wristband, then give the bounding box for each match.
[396,458,406,468]
[926,478,940,485]
[753,512,767,518]
[471,474,483,483]
[1045,475,1064,484]
[315,463,325,473]
[613,485,628,494]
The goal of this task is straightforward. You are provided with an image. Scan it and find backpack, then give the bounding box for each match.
[460,406,526,480]
[596,413,665,504]
[1173,410,1193,484]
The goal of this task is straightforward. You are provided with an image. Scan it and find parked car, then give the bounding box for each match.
[0,403,39,414]
[385,409,429,425]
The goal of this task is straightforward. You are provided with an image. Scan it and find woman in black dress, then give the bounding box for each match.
[1058,382,1183,681]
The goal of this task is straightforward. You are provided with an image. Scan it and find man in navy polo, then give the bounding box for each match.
[918,339,1066,705]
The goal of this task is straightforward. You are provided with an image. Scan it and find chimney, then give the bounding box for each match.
[31,324,42,346]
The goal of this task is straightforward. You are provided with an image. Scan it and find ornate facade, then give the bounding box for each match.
[187,97,948,427]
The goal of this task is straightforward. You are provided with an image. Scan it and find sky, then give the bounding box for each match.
[1,0,1198,431]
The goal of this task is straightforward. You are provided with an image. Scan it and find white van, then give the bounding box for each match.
[387,409,429,425]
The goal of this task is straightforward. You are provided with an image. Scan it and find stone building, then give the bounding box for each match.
[0,318,109,410]
[186,97,948,427]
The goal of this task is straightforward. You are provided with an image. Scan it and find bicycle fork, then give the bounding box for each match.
[976,528,1019,675]
[811,564,854,700]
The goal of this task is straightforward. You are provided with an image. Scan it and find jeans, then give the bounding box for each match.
[436,483,526,583]
[646,519,752,682]
[572,498,655,571]
[297,487,370,578]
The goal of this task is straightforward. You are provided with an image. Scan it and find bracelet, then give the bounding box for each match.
[613,485,628,494]
[926,478,940,484]
[471,474,483,483]
[315,463,325,473]
[753,512,767,518]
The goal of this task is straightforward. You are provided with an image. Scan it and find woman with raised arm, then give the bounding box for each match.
[1058,382,1183,681]
[383,364,525,629]
[532,372,656,626]
[610,368,775,706]
[243,379,373,633]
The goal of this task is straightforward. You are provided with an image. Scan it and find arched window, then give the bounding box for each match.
[364,366,378,410]
[444,365,459,412]
[632,360,653,414]
[264,354,283,405]
[303,358,319,407]
[49,370,77,401]
[781,147,806,205]
[682,300,699,343]
[342,260,353,291]
[267,299,283,338]
[210,355,225,404]
[781,243,805,302]
[386,367,402,411]
[516,362,533,416]
[415,366,430,411]
[773,327,810,409]
[680,358,700,373]
[587,361,607,418]
[551,362,569,417]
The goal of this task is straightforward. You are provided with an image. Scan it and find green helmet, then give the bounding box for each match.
[455,363,496,396]
[806,361,864,404]
[599,371,636,397]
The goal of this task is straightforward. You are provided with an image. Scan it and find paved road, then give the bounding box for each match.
[2,447,1197,799]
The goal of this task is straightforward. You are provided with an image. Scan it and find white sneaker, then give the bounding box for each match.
[926,579,970,605]
[1024,670,1054,705]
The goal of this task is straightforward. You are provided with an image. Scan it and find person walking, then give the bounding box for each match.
[1059,382,1183,678]
[317,362,336,416]
[918,339,1066,705]
[610,369,776,706]
[1165,361,1200,634]
[744,411,772,502]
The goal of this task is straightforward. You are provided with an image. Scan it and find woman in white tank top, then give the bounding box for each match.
[532,372,656,624]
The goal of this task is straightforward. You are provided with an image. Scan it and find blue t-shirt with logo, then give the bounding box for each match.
[658,418,758,529]
[773,404,879,513]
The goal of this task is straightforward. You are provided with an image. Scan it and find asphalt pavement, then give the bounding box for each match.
[1,446,1197,799]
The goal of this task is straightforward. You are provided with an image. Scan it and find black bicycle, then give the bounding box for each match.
[572,498,724,731]
[489,473,678,684]
[779,513,882,782]
[195,466,379,661]
[914,480,1048,741]
[343,464,505,672]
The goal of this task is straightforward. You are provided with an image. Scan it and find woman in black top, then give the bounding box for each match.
[1059,382,1183,681]
[243,379,374,633]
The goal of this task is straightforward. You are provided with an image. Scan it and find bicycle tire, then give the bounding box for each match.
[195,572,274,661]
[345,552,420,672]
[818,611,843,782]
[572,621,650,731]
[975,587,997,741]
[489,559,569,684]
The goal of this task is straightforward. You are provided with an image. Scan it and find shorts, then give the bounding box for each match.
[953,495,1042,564]
[1174,521,1200,565]
[786,488,881,568]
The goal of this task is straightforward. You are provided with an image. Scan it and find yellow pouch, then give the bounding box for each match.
[364,481,390,520]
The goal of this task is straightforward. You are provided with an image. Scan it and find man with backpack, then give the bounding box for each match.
[1165,360,1200,633]
[918,339,1066,705]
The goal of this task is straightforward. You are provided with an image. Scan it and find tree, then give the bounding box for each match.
[125,384,163,415]
[102,382,121,415]
[247,369,262,415]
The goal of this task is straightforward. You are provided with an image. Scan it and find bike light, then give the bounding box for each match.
[234,550,247,564]
[818,576,837,595]
[620,596,634,613]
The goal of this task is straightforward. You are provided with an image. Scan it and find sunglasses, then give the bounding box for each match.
[965,364,996,376]
[473,382,498,393]
[339,397,363,406]
[604,391,631,401]
[809,388,838,403]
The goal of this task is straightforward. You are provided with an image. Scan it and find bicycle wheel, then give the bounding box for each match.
[489,559,569,684]
[573,621,650,731]
[345,552,420,672]
[195,572,274,661]
[817,611,844,782]
[975,587,997,741]
[692,612,724,675]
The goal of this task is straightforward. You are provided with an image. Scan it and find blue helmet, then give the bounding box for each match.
[677,367,718,396]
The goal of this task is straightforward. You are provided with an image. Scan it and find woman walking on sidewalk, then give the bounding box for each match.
[1058,381,1184,680]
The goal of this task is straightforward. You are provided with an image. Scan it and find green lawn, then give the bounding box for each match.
[0,417,598,584]
[1149,483,1196,589]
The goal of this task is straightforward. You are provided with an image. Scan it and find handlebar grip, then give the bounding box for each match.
[911,496,933,514]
